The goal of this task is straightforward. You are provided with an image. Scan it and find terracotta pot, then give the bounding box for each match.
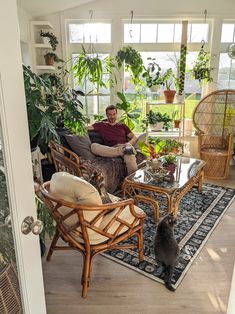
[174,119,181,128]
[163,90,176,103]
[44,55,55,66]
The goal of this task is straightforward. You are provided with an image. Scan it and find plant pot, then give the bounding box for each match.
[163,163,176,175]
[174,119,181,129]
[175,93,184,103]
[150,122,164,131]
[44,55,55,66]
[163,90,176,103]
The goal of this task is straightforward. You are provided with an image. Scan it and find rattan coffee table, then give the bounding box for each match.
[123,157,206,221]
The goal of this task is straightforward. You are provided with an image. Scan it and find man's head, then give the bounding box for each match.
[105,105,118,125]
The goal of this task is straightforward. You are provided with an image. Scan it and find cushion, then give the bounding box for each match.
[88,130,104,144]
[50,172,102,225]
[64,134,96,160]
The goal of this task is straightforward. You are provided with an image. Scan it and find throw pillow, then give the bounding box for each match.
[64,134,96,160]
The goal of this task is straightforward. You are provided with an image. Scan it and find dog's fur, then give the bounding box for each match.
[154,213,179,291]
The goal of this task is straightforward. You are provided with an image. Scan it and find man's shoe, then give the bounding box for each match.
[123,145,137,155]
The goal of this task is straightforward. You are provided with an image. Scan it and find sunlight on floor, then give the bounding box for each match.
[208,292,226,312]
[207,248,221,261]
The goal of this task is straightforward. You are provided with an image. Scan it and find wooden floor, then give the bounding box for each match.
[42,166,235,314]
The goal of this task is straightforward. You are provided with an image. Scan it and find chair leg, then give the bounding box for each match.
[47,229,60,261]
[138,228,144,262]
[81,253,92,298]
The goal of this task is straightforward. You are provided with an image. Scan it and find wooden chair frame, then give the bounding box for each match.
[41,182,146,298]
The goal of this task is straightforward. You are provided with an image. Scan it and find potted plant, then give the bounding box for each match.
[147,110,172,131]
[161,68,176,103]
[44,52,62,66]
[172,110,181,129]
[72,46,115,93]
[116,46,144,86]
[191,45,213,83]
[160,154,177,175]
[116,91,141,130]
[142,57,162,91]
[40,30,58,50]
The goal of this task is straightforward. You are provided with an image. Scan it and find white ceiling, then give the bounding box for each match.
[17,0,95,17]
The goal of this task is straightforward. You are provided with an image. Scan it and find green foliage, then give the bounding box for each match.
[36,195,55,242]
[23,66,86,152]
[116,92,141,130]
[72,46,116,93]
[116,46,144,85]
[148,137,183,154]
[142,58,162,88]
[93,114,105,121]
[147,110,172,125]
[40,30,58,51]
[138,140,166,159]
[191,48,213,82]
[161,154,177,164]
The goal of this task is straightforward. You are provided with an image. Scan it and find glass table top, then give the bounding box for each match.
[127,157,205,192]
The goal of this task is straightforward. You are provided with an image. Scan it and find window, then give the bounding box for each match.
[68,23,111,43]
[221,24,235,42]
[124,22,209,44]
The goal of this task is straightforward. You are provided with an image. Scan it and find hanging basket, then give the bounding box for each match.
[0,263,22,313]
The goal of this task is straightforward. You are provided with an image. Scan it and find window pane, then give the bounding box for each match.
[84,24,97,43]
[99,96,110,115]
[96,24,111,43]
[174,24,182,42]
[158,24,174,43]
[221,24,234,42]
[124,24,140,43]
[141,24,157,43]
[218,53,233,89]
[190,24,208,42]
[69,24,83,43]
[86,96,98,115]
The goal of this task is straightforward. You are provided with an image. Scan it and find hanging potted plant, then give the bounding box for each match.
[142,57,162,92]
[72,46,115,93]
[116,46,144,87]
[40,30,59,50]
[191,43,213,82]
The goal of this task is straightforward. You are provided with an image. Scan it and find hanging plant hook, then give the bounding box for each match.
[129,10,134,38]
[201,9,207,48]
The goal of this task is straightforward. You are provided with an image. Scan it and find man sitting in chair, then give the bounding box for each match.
[87,105,140,175]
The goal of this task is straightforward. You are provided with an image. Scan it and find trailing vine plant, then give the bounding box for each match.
[191,42,213,83]
[116,46,144,86]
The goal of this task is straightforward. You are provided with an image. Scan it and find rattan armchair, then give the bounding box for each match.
[41,179,146,298]
[193,89,235,179]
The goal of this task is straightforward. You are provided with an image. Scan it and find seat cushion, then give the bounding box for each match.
[64,134,96,160]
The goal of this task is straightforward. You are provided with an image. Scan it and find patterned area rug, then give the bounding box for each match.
[103,184,235,290]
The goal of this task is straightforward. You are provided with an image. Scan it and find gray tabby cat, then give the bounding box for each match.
[154,213,180,291]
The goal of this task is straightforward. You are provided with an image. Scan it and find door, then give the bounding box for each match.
[0,1,46,313]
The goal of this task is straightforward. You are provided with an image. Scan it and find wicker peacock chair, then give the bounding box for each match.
[192,89,235,179]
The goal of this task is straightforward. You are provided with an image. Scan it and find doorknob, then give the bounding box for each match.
[21,216,43,235]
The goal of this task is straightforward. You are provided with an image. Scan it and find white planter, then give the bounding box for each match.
[175,94,184,103]
[150,122,164,131]
[42,37,50,44]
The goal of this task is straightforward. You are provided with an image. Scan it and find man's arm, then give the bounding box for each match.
[86,124,94,131]
[127,132,137,146]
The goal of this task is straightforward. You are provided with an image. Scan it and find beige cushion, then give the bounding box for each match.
[50,173,144,245]
[64,134,96,160]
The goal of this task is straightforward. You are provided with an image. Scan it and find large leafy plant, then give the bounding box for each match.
[23,66,86,151]
[116,46,144,86]
[142,58,162,88]
[116,92,141,130]
[72,46,116,93]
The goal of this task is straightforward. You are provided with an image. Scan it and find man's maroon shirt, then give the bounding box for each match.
[92,122,131,147]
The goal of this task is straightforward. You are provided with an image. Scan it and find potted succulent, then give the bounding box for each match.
[172,110,181,129]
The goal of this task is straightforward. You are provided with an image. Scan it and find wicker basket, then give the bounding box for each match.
[0,263,22,314]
